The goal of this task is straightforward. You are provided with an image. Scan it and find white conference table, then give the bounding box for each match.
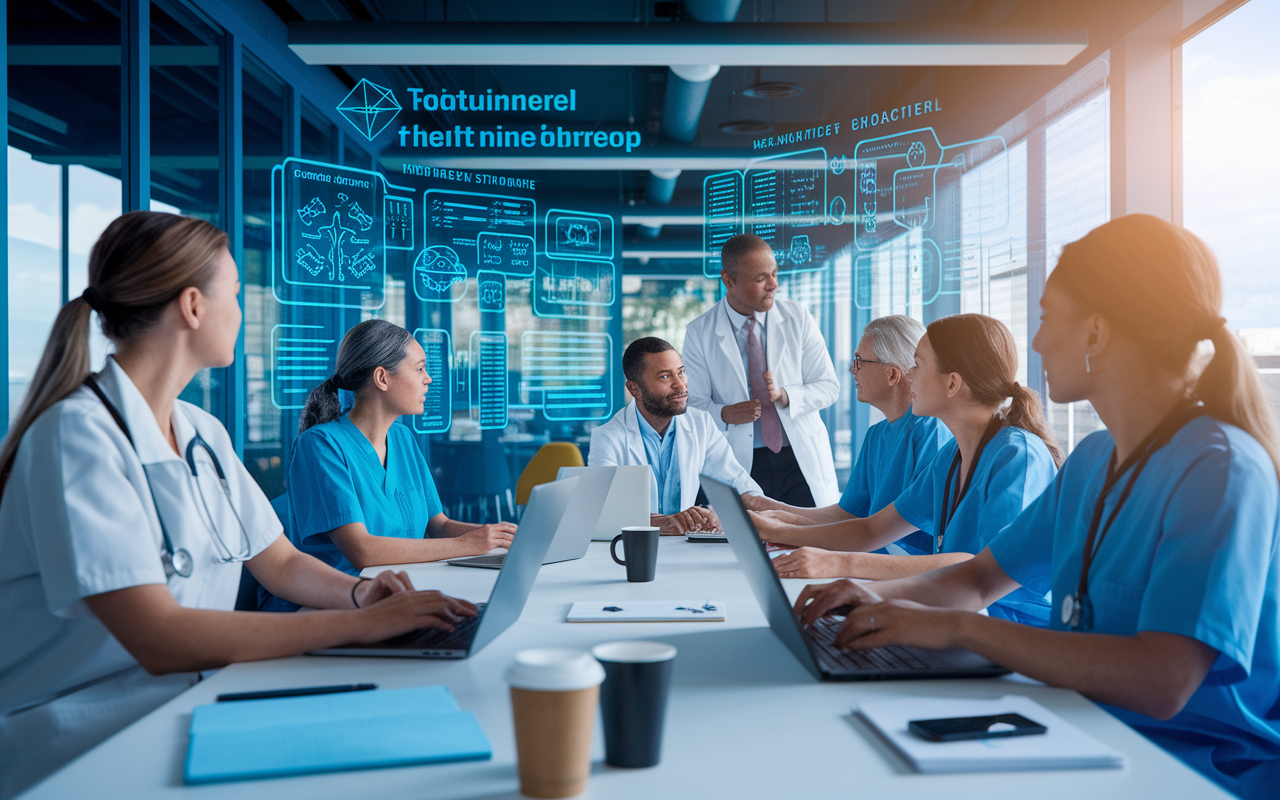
[26,539,1230,799]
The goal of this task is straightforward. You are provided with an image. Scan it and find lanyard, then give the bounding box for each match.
[1063,402,1204,629]
[937,417,1003,553]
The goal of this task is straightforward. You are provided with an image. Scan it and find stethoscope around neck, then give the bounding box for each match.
[84,376,252,579]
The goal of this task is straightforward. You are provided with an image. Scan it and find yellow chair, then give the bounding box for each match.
[516,442,585,506]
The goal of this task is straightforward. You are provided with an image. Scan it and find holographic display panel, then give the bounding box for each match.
[270,323,337,410]
[413,328,452,434]
[469,331,508,430]
[519,331,613,421]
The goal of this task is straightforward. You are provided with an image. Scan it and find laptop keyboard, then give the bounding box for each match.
[809,616,931,672]
[384,603,487,650]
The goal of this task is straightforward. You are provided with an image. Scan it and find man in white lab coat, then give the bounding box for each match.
[589,337,762,534]
[684,234,840,508]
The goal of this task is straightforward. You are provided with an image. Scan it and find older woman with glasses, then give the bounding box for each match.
[747,315,950,559]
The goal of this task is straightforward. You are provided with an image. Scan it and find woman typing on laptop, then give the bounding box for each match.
[753,313,1062,627]
[260,321,517,610]
[0,213,474,798]
[794,215,1280,799]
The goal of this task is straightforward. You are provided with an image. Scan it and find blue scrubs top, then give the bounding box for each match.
[988,418,1280,799]
[287,416,444,577]
[893,425,1057,626]
[839,409,951,555]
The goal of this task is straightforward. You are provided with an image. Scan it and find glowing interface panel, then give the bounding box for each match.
[270,324,337,410]
[418,190,536,304]
[272,158,409,310]
[545,209,614,262]
[469,331,508,430]
[520,331,613,421]
[746,147,828,272]
[413,328,452,434]
[703,172,744,278]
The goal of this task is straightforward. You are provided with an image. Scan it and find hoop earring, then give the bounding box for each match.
[1085,353,1091,374]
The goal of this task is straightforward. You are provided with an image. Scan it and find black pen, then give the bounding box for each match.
[216,683,378,702]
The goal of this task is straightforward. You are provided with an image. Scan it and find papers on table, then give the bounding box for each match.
[184,686,491,784]
[567,600,727,622]
[855,694,1126,773]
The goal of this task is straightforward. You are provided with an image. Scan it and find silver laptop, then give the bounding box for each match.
[557,465,650,540]
[448,471,611,569]
[310,479,574,658]
[699,475,1009,681]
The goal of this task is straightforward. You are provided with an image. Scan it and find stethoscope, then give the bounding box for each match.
[1062,402,1204,630]
[85,376,252,579]
[937,418,1003,553]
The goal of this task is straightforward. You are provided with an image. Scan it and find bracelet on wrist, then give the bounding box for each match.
[351,577,371,609]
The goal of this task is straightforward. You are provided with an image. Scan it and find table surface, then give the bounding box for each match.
[25,539,1231,799]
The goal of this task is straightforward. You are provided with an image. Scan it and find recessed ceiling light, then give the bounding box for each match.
[743,82,804,99]
[719,120,773,134]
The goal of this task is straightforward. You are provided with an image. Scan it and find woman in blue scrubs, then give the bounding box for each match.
[284,320,516,578]
[748,315,951,556]
[795,214,1280,799]
[757,314,1062,626]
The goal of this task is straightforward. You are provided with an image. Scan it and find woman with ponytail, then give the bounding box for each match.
[756,313,1060,626]
[0,212,474,798]
[796,215,1280,799]
[271,320,516,591]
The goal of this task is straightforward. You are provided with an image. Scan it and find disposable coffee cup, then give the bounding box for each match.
[505,648,605,798]
[592,641,677,768]
[611,526,659,582]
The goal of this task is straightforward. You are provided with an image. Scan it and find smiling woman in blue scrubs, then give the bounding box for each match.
[279,321,516,581]
[756,313,1062,626]
[748,315,950,556]
[796,214,1280,799]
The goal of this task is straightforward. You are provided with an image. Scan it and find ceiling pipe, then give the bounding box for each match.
[641,168,682,237]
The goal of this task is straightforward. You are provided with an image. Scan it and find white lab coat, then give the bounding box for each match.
[588,403,761,512]
[0,357,281,798]
[684,297,841,506]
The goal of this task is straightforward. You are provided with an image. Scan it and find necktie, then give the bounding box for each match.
[746,317,784,453]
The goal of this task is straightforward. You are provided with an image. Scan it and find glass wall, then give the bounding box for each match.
[6,0,1132,506]
[7,0,124,419]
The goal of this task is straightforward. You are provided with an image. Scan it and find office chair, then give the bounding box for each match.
[516,442,585,506]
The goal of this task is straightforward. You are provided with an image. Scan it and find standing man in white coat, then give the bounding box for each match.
[589,337,762,534]
[684,233,840,508]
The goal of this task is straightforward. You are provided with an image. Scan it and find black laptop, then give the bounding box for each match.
[700,475,1009,681]
[310,478,573,659]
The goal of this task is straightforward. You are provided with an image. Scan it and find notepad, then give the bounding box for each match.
[855,695,1126,773]
[566,600,726,622]
[185,686,491,784]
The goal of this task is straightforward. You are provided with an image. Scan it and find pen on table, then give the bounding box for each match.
[216,683,378,702]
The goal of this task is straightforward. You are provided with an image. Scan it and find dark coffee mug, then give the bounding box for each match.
[610,526,659,583]
[592,641,677,768]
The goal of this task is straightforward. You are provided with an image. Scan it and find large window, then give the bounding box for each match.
[1183,0,1280,431]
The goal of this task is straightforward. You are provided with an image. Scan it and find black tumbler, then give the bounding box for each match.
[610,526,659,582]
[591,641,677,768]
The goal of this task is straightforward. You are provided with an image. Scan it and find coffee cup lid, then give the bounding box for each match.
[505,648,605,691]
[592,641,678,664]
[620,526,660,532]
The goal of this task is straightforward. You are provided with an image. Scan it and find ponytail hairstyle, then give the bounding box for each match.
[927,313,1064,467]
[0,211,227,494]
[298,319,414,434]
[1049,213,1279,476]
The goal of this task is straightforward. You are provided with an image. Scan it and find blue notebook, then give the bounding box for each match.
[185,686,491,784]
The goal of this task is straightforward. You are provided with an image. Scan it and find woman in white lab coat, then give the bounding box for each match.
[0,211,474,798]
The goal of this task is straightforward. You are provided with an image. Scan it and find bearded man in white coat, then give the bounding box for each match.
[589,337,762,535]
[684,233,840,508]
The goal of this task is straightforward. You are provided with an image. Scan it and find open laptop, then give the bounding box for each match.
[310,479,573,658]
[557,465,650,540]
[699,475,1009,681]
[448,470,612,569]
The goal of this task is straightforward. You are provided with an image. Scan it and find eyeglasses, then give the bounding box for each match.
[851,355,890,373]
